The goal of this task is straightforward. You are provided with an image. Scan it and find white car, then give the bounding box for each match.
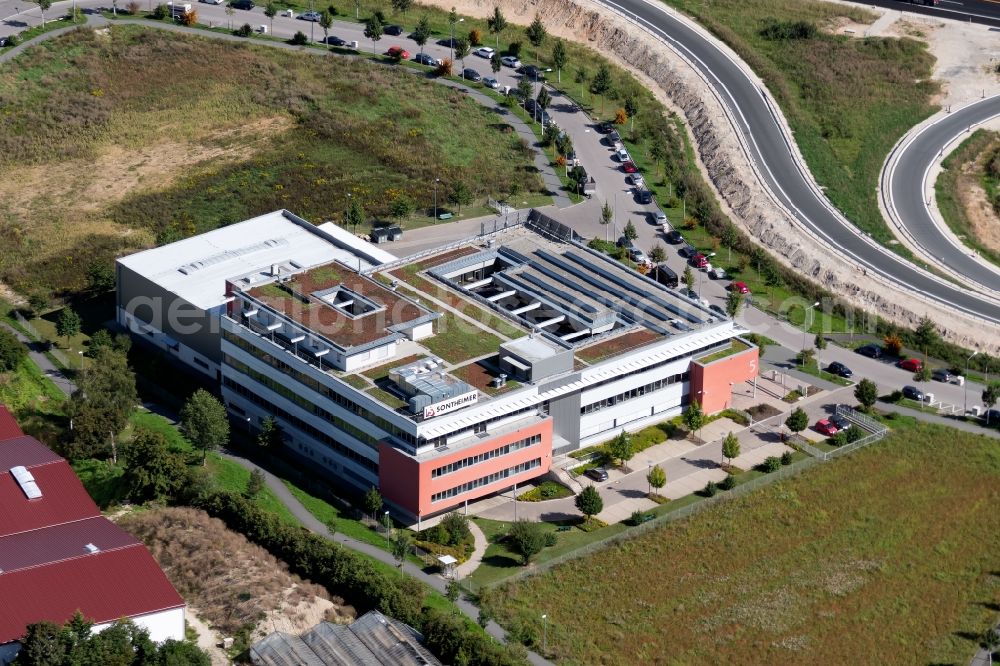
[473,47,495,58]
[482,77,500,89]
[709,267,727,280]
[654,210,667,223]
[199,0,224,5]
[500,56,521,68]
[299,10,321,20]
[628,174,645,189]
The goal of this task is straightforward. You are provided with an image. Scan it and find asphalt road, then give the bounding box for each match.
[845,0,1000,27]
[887,96,1000,291]
[595,0,1000,325]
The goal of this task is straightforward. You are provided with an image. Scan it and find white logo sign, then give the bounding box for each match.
[423,391,478,419]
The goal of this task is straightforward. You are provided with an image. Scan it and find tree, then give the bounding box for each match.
[486,5,507,50]
[66,348,138,460]
[319,9,333,43]
[0,328,26,372]
[454,37,470,74]
[363,486,383,521]
[536,86,551,114]
[346,198,364,231]
[224,4,235,29]
[552,38,567,83]
[624,96,639,132]
[364,14,384,54]
[814,332,827,351]
[725,289,742,318]
[121,428,184,502]
[623,220,638,242]
[516,77,533,107]
[86,261,115,293]
[490,51,501,75]
[390,0,411,16]
[883,333,903,357]
[722,431,740,465]
[914,315,938,360]
[982,628,1000,665]
[590,63,613,115]
[445,580,461,602]
[647,464,666,495]
[649,243,666,266]
[448,181,473,214]
[575,485,603,521]
[525,13,546,60]
[796,347,815,367]
[855,378,879,412]
[785,407,808,434]
[390,195,414,220]
[614,107,628,125]
[597,199,613,240]
[607,430,633,470]
[413,15,431,56]
[391,531,411,576]
[650,138,668,176]
[35,0,52,25]
[683,399,704,437]
[180,389,229,465]
[246,468,265,498]
[257,415,284,448]
[684,265,695,292]
[507,518,545,565]
[983,383,1000,424]
[56,307,81,346]
[264,2,277,34]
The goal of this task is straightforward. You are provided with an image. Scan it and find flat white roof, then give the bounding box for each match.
[118,210,396,311]
[502,335,562,363]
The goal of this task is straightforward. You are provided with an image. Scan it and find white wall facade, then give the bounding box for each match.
[92,607,185,644]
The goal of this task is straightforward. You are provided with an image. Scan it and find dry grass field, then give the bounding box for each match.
[484,422,1000,664]
[118,507,353,641]
[0,26,543,296]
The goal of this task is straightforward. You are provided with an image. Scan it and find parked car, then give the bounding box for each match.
[482,76,500,89]
[326,35,348,46]
[727,281,748,294]
[596,121,614,134]
[709,303,727,317]
[413,52,439,66]
[384,24,403,35]
[635,189,653,205]
[902,385,925,401]
[299,10,321,20]
[500,56,521,68]
[628,173,645,188]
[615,148,630,163]
[462,68,482,82]
[621,161,638,174]
[653,210,667,224]
[616,235,633,249]
[856,344,883,359]
[691,253,709,269]
[230,0,254,10]
[385,46,410,59]
[517,64,546,80]
[664,229,684,244]
[931,368,954,383]
[831,413,851,432]
[628,247,648,263]
[814,419,839,436]
[585,467,609,482]
[898,358,923,372]
[199,0,224,5]
[825,361,853,378]
[678,243,697,258]
[708,267,727,280]
[473,46,495,58]
[608,129,621,143]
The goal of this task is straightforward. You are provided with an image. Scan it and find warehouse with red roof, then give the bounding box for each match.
[0,406,185,663]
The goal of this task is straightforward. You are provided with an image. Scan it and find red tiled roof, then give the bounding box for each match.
[0,517,139,574]
[0,405,22,441]
[0,545,185,643]
[0,460,100,538]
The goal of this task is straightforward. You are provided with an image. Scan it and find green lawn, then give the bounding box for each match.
[794,358,853,386]
[419,310,503,364]
[935,129,1000,269]
[485,422,1000,663]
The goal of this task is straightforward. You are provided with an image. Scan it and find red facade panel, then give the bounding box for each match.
[689,341,759,414]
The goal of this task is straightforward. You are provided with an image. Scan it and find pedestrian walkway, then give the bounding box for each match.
[0,322,75,396]
[453,520,488,580]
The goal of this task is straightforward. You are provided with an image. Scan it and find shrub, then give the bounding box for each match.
[701,481,719,497]
[468,28,482,46]
[762,456,782,473]
[888,389,903,403]
[180,9,197,25]
[781,451,793,466]
[759,19,817,41]
[543,532,557,547]
[883,334,903,356]
[0,328,26,372]
[720,474,736,490]
[234,22,254,37]
[290,31,309,45]
[126,1,140,13]
[152,3,169,18]
[436,58,452,76]
[630,509,645,526]
[506,41,522,57]
[3,34,17,47]
[843,425,864,444]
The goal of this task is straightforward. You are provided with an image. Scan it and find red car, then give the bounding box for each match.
[621,161,638,174]
[898,358,923,372]
[729,281,750,294]
[814,419,839,436]
[385,46,410,59]
[690,253,708,269]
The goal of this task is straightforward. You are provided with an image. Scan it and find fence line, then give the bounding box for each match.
[12,311,71,367]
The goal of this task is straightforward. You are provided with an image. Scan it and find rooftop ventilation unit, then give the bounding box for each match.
[9,466,41,500]
[84,543,99,554]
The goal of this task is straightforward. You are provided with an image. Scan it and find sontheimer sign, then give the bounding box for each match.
[423,391,478,419]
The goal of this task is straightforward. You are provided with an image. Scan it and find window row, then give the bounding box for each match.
[225,355,379,450]
[431,434,542,478]
[421,404,544,450]
[581,372,689,415]
[223,376,378,474]
[431,458,542,503]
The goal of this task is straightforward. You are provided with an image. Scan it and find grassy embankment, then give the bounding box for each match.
[0,25,546,297]
[485,420,1000,664]
[935,129,1000,269]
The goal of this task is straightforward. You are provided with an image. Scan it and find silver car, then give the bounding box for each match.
[482,77,500,89]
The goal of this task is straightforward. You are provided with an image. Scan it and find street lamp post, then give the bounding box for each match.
[541,614,548,655]
[802,301,820,360]
[346,192,352,230]
[449,16,464,63]
[647,461,651,496]
[433,178,440,221]
[964,350,978,415]
[383,510,390,548]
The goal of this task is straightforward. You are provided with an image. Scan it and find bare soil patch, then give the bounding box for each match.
[117,507,354,643]
[957,152,1000,255]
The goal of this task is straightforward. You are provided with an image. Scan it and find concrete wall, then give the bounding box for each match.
[689,341,759,413]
